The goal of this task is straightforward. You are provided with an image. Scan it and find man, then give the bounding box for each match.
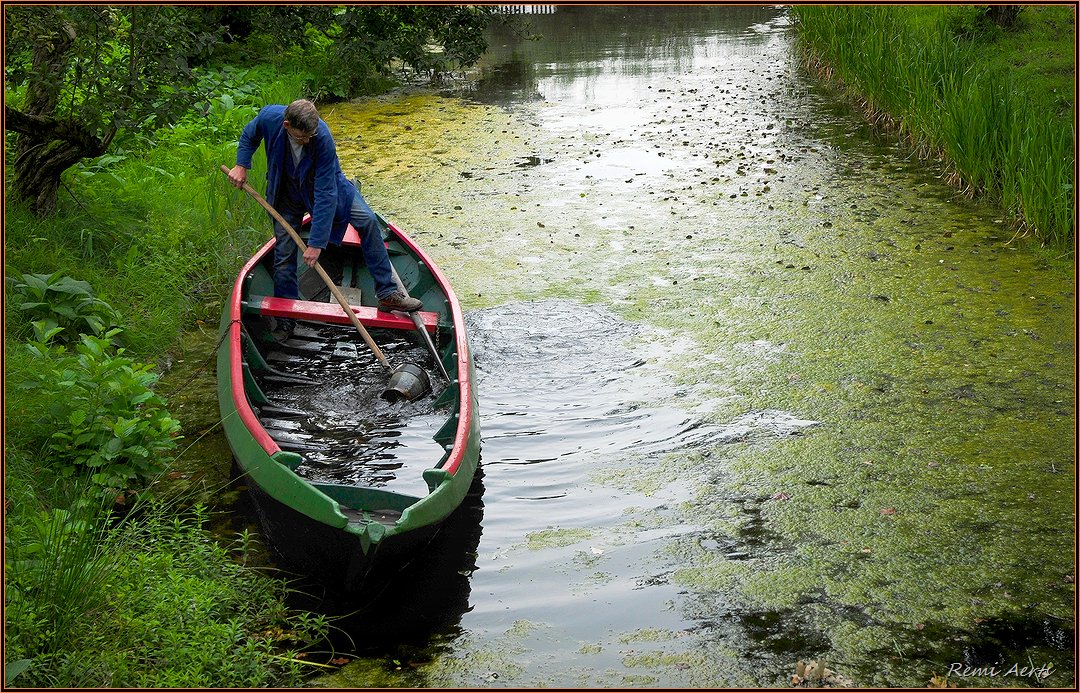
[227,99,421,340]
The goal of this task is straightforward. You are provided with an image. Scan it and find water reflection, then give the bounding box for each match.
[311,5,1073,687]
[294,468,486,680]
[461,5,789,108]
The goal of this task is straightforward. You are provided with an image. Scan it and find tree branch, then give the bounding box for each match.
[5,105,109,157]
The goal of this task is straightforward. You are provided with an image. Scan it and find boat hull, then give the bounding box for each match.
[216,218,480,590]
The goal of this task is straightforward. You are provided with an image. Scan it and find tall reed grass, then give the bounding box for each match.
[4,464,329,687]
[792,5,1074,247]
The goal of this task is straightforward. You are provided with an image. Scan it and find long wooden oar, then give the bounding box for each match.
[220,164,390,369]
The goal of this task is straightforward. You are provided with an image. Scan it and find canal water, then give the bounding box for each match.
[291,6,1072,688]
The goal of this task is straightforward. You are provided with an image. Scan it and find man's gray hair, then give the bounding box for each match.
[285,99,319,134]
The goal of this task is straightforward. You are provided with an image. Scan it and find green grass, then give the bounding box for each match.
[4,64,330,688]
[3,466,330,687]
[792,5,1074,248]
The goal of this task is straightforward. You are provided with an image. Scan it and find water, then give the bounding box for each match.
[257,323,446,498]
[299,7,1073,688]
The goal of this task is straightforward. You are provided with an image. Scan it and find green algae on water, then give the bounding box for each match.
[310,21,1073,684]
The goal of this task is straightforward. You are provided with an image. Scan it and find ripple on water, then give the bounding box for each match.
[461,299,825,667]
[469,299,815,470]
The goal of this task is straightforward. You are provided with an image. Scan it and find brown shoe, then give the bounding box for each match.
[378,291,422,312]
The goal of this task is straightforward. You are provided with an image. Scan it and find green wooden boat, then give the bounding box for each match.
[216,216,480,590]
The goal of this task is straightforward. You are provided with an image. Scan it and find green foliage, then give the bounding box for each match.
[8,272,122,345]
[5,6,223,136]
[5,660,33,686]
[792,5,1074,246]
[333,6,495,84]
[4,494,329,688]
[204,6,339,61]
[5,500,116,660]
[20,331,181,494]
[943,5,1008,41]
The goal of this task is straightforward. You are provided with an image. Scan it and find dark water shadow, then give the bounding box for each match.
[283,466,487,663]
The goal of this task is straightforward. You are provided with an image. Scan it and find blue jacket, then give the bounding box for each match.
[236,104,357,249]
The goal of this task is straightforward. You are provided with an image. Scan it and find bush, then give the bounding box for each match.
[18,331,181,495]
[8,272,122,345]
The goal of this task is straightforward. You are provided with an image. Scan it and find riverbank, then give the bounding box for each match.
[792,5,1074,248]
[2,62,337,687]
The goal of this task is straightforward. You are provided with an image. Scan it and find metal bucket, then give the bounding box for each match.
[380,363,431,402]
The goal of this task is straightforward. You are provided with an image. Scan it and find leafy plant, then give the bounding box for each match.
[21,330,181,494]
[9,272,122,345]
[4,660,33,686]
[5,500,117,659]
[4,492,330,688]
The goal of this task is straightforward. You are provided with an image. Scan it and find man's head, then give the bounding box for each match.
[284,99,319,143]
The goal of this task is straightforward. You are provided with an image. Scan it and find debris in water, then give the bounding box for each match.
[927,672,957,688]
[791,659,855,687]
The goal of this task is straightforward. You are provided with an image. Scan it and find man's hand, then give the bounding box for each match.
[303,246,322,267]
[227,165,249,189]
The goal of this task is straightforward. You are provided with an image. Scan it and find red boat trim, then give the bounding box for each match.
[226,223,474,475]
[228,237,281,456]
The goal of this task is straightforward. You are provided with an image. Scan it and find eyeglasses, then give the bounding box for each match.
[286,126,317,143]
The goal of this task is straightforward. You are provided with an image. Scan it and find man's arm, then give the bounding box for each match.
[228,110,269,188]
[305,119,339,251]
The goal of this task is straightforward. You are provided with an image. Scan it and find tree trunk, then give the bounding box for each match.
[6,107,108,216]
[985,5,1021,28]
[5,10,108,216]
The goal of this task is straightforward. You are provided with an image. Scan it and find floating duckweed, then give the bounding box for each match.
[525,527,594,551]
[618,628,680,644]
[307,9,1072,685]
[505,619,545,638]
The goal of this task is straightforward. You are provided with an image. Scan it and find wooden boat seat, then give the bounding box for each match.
[243,294,439,332]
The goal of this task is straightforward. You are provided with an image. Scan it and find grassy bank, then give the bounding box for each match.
[792,5,1074,248]
[3,64,333,687]
[4,472,330,687]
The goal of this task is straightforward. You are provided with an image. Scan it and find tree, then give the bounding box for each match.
[984,5,1021,28]
[331,6,495,86]
[3,6,497,216]
[4,6,222,215]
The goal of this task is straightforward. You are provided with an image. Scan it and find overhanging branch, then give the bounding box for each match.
[5,105,109,157]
